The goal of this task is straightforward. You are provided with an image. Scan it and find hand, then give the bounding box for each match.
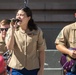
[37,69,44,75]
[10,18,18,29]
[72,50,76,58]
[69,50,76,59]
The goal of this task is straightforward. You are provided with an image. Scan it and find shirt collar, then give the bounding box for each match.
[19,27,37,35]
[19,27,30,34]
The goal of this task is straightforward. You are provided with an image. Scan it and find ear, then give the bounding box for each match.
[74,13,76,18]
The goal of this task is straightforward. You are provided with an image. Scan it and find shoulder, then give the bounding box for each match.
[36,27,44,36]
[59,22,76,38]
[63,22,76,30]
[37,27,43,33]
[59,22,76,34]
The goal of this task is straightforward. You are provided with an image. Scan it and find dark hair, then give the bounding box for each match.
[20,7,38,31]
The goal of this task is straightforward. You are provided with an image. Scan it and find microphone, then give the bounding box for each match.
[10,18,20,25]
[10,18,20,22]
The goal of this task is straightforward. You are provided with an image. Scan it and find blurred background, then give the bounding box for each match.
[0,0,76,75]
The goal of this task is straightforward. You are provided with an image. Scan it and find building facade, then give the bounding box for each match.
[0,0,76,49]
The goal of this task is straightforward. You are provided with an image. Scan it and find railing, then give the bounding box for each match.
[44,49,63,75]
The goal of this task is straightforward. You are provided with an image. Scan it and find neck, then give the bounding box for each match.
[21,25,28,31]
[20,23,28,30]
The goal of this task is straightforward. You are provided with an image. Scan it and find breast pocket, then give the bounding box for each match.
[69,34,74,43]
[27,34,38,46]
[69,30,76,46]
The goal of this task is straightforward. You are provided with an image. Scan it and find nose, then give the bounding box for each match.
[2,29,7,32]
[2,30,6,33]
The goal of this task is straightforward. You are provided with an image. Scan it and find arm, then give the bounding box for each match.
[5,21,17,50]
[6,28,15,50]
[39,47,45,69]
[38,48,45,75]
[56,41,76,59]
[37,28,46,75]
[56,44,70,55]
[55,26,76,59]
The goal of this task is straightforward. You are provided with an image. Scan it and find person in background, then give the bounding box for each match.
[5,6,46,75]
[0,19,10,75]
[55,13,76,75]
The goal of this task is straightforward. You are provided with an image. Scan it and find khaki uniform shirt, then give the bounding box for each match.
[0,34,7,54]
[5,27,46,70]
[55,22,76,48]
